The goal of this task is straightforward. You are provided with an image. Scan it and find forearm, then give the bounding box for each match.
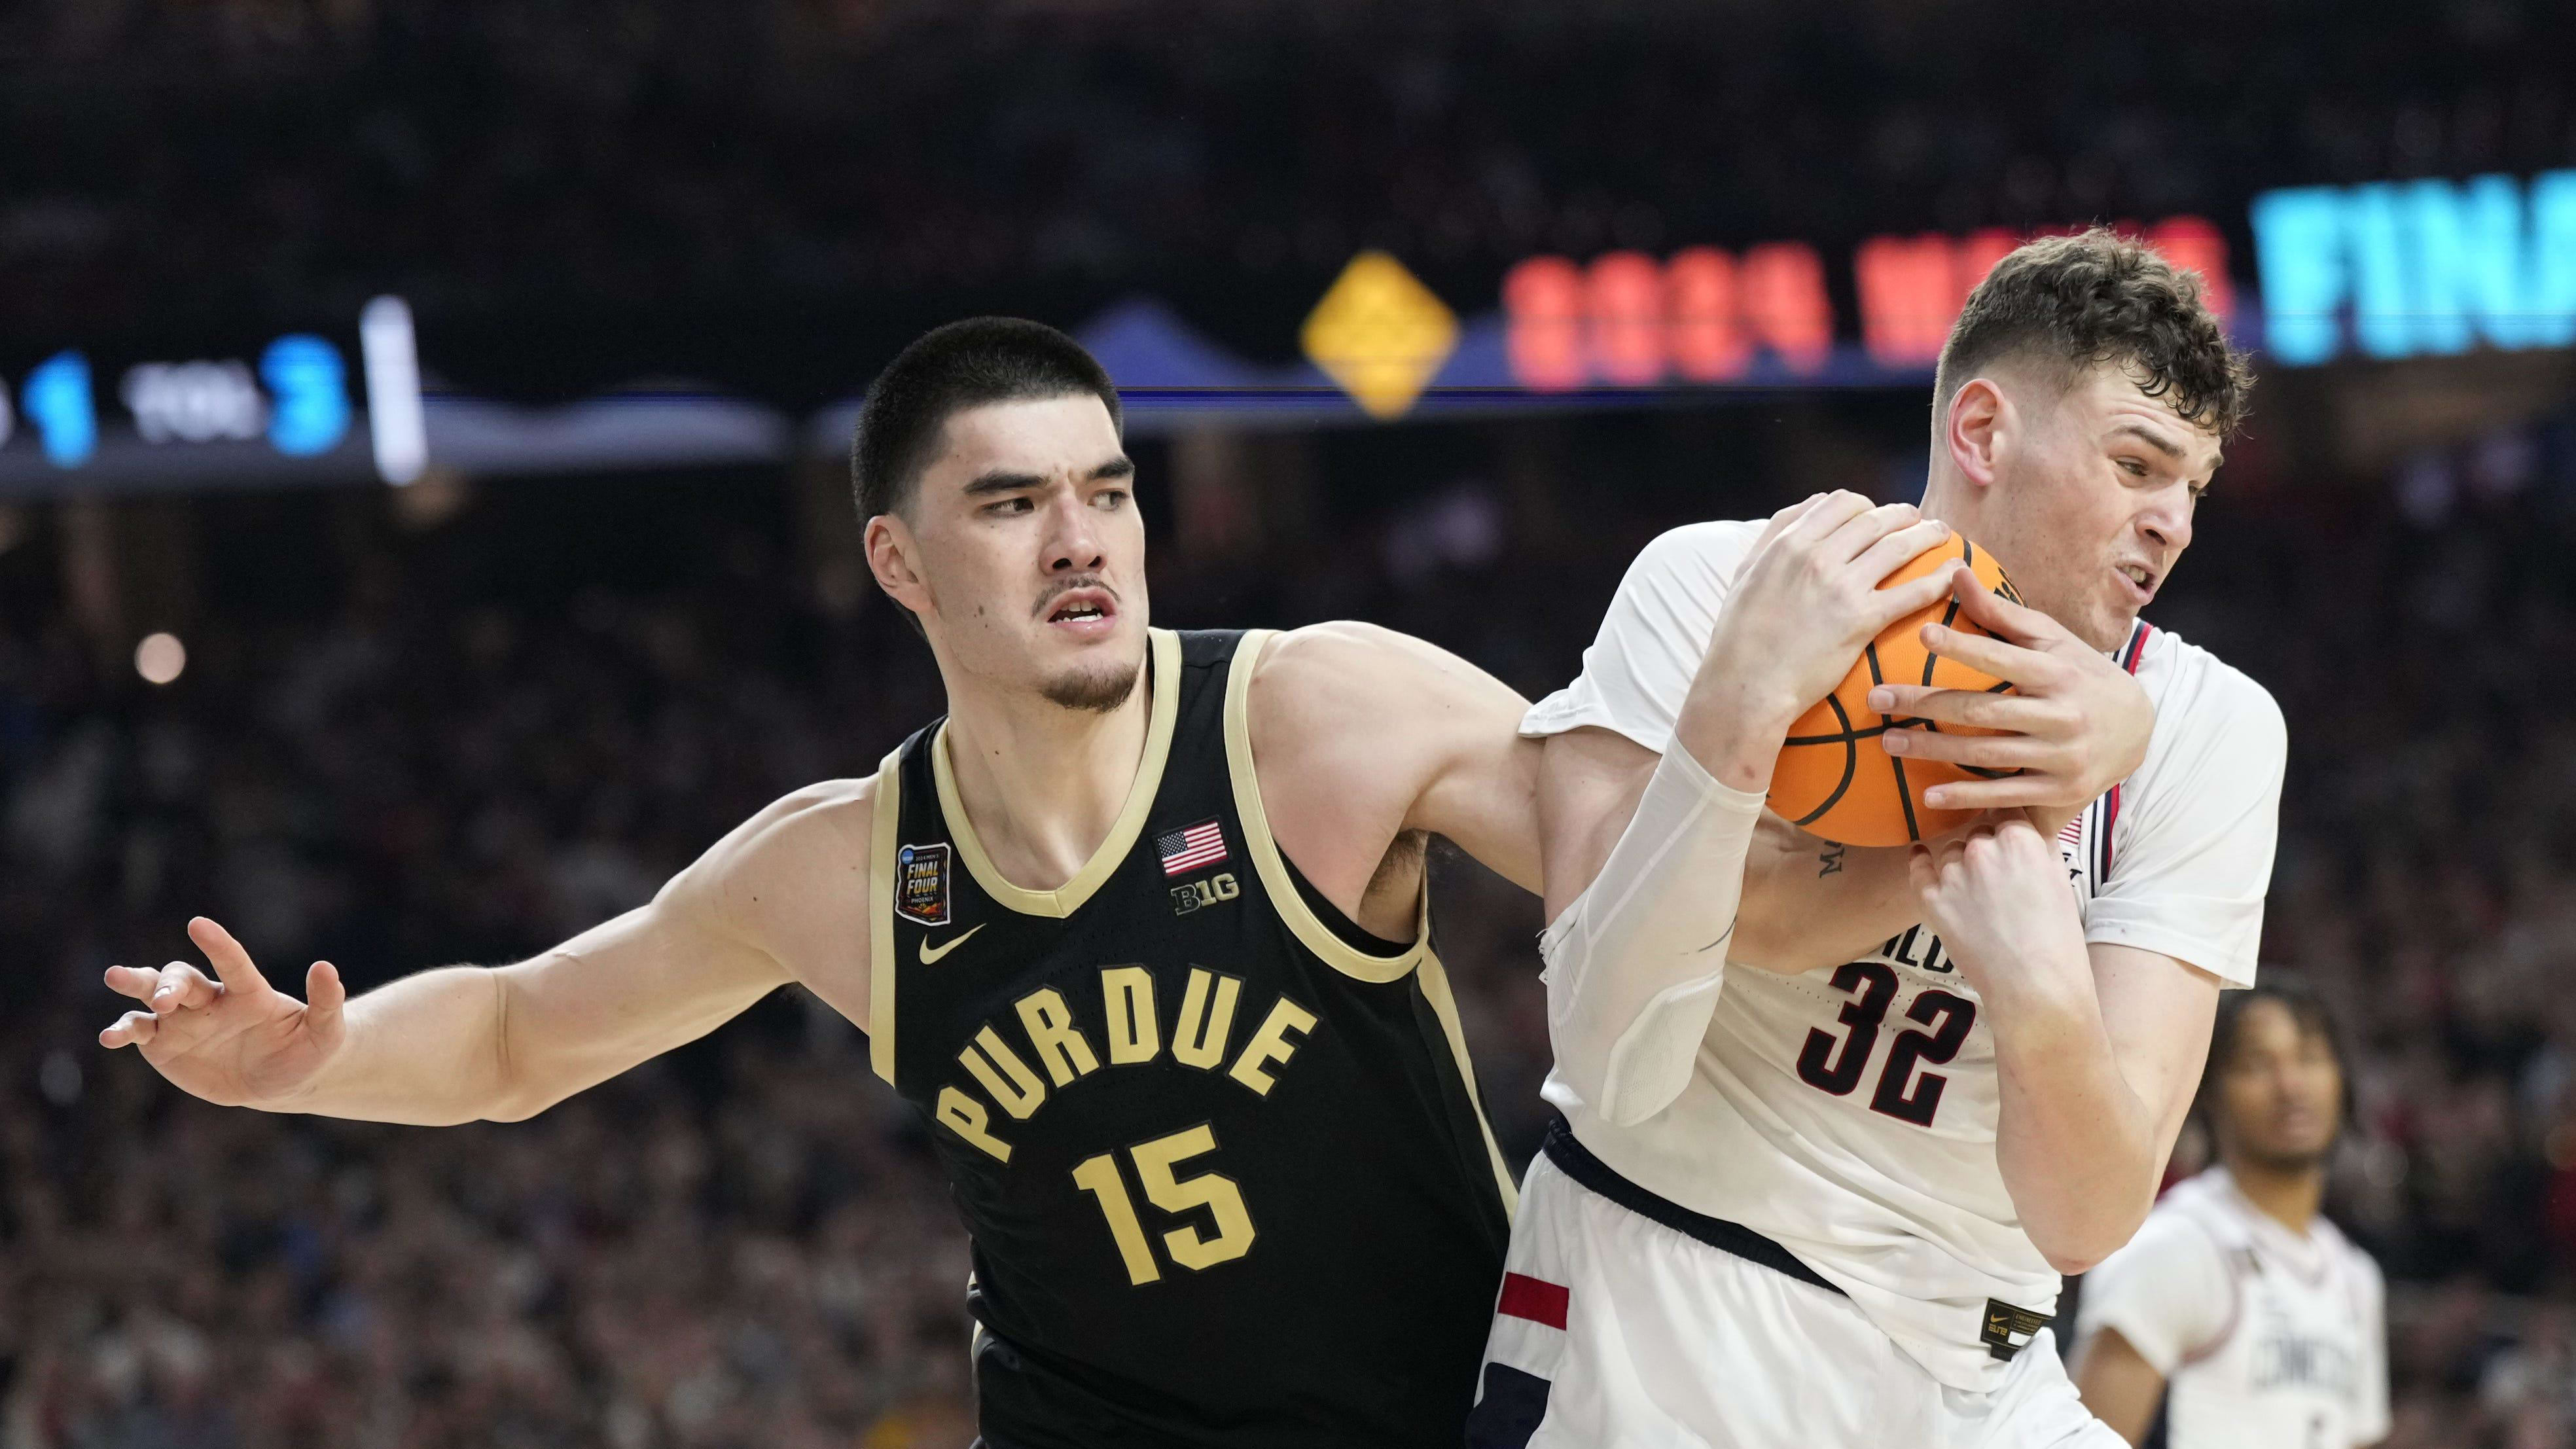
[1546,745,1766,1125]
[1733,826,1920,973]
[1985,959,2161,1271]
[264,966,513,1125]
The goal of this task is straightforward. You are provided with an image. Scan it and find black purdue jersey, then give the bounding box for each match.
[867,628,1514,1449]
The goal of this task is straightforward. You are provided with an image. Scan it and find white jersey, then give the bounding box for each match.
[1522,520,2287,1392]
[2077,1170,2390,1449]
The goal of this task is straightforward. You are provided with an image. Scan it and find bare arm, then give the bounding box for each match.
[1248,620,1542,931]
[100,779,876,1126]
[2069,1327,2166,1445]
[1912,821,2217,1271]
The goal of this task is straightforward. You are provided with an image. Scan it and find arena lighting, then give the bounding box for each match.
[361,296,429,484]
[1500,218,2230,388]
[2252,170,2576,365]
[134,632,187,686]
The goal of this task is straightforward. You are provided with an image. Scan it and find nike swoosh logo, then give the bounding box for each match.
[918,924,984,965]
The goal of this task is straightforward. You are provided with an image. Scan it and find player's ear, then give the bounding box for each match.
[1944,378,2007,492]
[866,510,933,616]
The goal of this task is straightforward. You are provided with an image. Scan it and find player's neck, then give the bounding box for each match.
[2223,1154,2326,1237]
[940,666,1155,893]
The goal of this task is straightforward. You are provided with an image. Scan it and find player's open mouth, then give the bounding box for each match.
[1042,588,1118,635]
[2114,563,2158,605]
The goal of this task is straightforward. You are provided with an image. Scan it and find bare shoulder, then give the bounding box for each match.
[1251,620,1515,740]
[666,776,882,936]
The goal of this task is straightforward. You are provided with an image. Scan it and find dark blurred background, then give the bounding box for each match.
[6,2,2576,1446]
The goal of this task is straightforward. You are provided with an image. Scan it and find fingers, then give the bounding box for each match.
[1815,499,1925,566]
[1915,620,2054,689]
[101,1009,159,1049]
[1917,774,2087,812]
[1881,726,2052,770]
[1751,493,1827,554]
[1870,685,2067,736]
[1946,566,2067,647]
[103,964,163,1003]
[304,962,347,1041]
[1778,491,1884,554]
[1849,517,1952,588]
[1861,564,1959,634]
[147,962,221,1014]
[188,917,272,995]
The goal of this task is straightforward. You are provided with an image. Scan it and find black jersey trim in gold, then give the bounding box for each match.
[1221,629,1428,984]
[868,745,906,1084]
[1222,628,1518,1214]
[930,629,1183,920]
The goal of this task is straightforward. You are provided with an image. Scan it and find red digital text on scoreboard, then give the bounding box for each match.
[1501,217,2232,389]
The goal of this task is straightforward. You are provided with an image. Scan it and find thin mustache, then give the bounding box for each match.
[1034,577,1119,617]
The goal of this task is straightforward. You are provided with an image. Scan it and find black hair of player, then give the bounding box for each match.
[2191,973,2353,1146]
[850,317,1124,524]
[849,318,1124,638]
[1933,228,2255,440]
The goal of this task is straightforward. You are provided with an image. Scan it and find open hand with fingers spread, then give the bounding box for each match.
[1867,562,2155,822]
[98,916,348,1109]
[1681,491,1959,787]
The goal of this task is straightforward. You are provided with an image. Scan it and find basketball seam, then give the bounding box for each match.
[1789,690,1863,829]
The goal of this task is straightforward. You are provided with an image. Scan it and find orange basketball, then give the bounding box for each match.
[1768,533,2022,847]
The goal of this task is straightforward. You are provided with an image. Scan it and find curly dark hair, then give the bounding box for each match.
[1934,228,2253,438]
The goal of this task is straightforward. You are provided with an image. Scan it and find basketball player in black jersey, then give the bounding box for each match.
[98,318,1540,1447]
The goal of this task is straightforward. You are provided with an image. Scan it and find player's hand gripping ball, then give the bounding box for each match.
[1769,535,2022,847]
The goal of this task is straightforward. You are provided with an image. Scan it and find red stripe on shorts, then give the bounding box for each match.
[1496,1272,1569,1330]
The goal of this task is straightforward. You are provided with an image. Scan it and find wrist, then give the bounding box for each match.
[1675,676,1802,794]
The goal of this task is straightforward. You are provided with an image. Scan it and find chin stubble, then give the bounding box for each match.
[1042,660,1142,714]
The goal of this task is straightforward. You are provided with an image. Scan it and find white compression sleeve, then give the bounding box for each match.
[1541,743,1768,1127]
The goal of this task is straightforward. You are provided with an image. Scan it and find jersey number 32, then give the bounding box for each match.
[1794,961,1978,1128]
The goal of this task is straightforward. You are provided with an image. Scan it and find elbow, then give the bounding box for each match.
[2028,1213,2147,1276]
[2041,1245,2107,1277]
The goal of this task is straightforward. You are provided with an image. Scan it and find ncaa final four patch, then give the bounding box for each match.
[896,843,952,925]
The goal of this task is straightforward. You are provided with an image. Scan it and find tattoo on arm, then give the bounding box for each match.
[1817,844,1846,878]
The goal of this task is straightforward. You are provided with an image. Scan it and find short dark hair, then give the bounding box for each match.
[1935,228,2253,438]
[2194,974,2351,1134]
[849,317,1124,521]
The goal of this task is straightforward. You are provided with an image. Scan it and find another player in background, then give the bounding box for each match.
[2073,980,2389,1449]
[1472,230,2282,1447]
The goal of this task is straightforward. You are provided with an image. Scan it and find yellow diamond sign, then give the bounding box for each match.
[1301,251,1458,420]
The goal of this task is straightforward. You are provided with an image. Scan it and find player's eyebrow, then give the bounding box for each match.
[963,455,1133,495]
[963,470,1045,496]
[2109,422,2185,460]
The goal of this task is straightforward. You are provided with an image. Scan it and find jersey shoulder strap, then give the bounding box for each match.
[1217,627,1435,983]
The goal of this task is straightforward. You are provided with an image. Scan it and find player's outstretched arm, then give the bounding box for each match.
[98,779,874,1125]
[1539,493,1954,1124]
[1248,620,1541,908]
[1909,819,2217,1271]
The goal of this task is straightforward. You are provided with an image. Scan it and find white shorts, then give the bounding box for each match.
[1468,1143,2126,1449]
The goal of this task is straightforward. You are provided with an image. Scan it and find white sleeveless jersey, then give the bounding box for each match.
[2077,1170,2390,1449]
[1522,520,2287,1392]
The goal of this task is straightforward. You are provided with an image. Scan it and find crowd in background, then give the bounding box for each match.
[0,397,2571,1446]
[2,0,2573,391]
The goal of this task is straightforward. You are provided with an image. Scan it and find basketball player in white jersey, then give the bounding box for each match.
[1471,230,2283,1448]
[2073,980,2389,1448]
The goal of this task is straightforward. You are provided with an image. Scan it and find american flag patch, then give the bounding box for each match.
[1158,818,1228,876]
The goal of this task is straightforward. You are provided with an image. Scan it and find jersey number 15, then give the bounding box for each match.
[1073,1123,1258,1286]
